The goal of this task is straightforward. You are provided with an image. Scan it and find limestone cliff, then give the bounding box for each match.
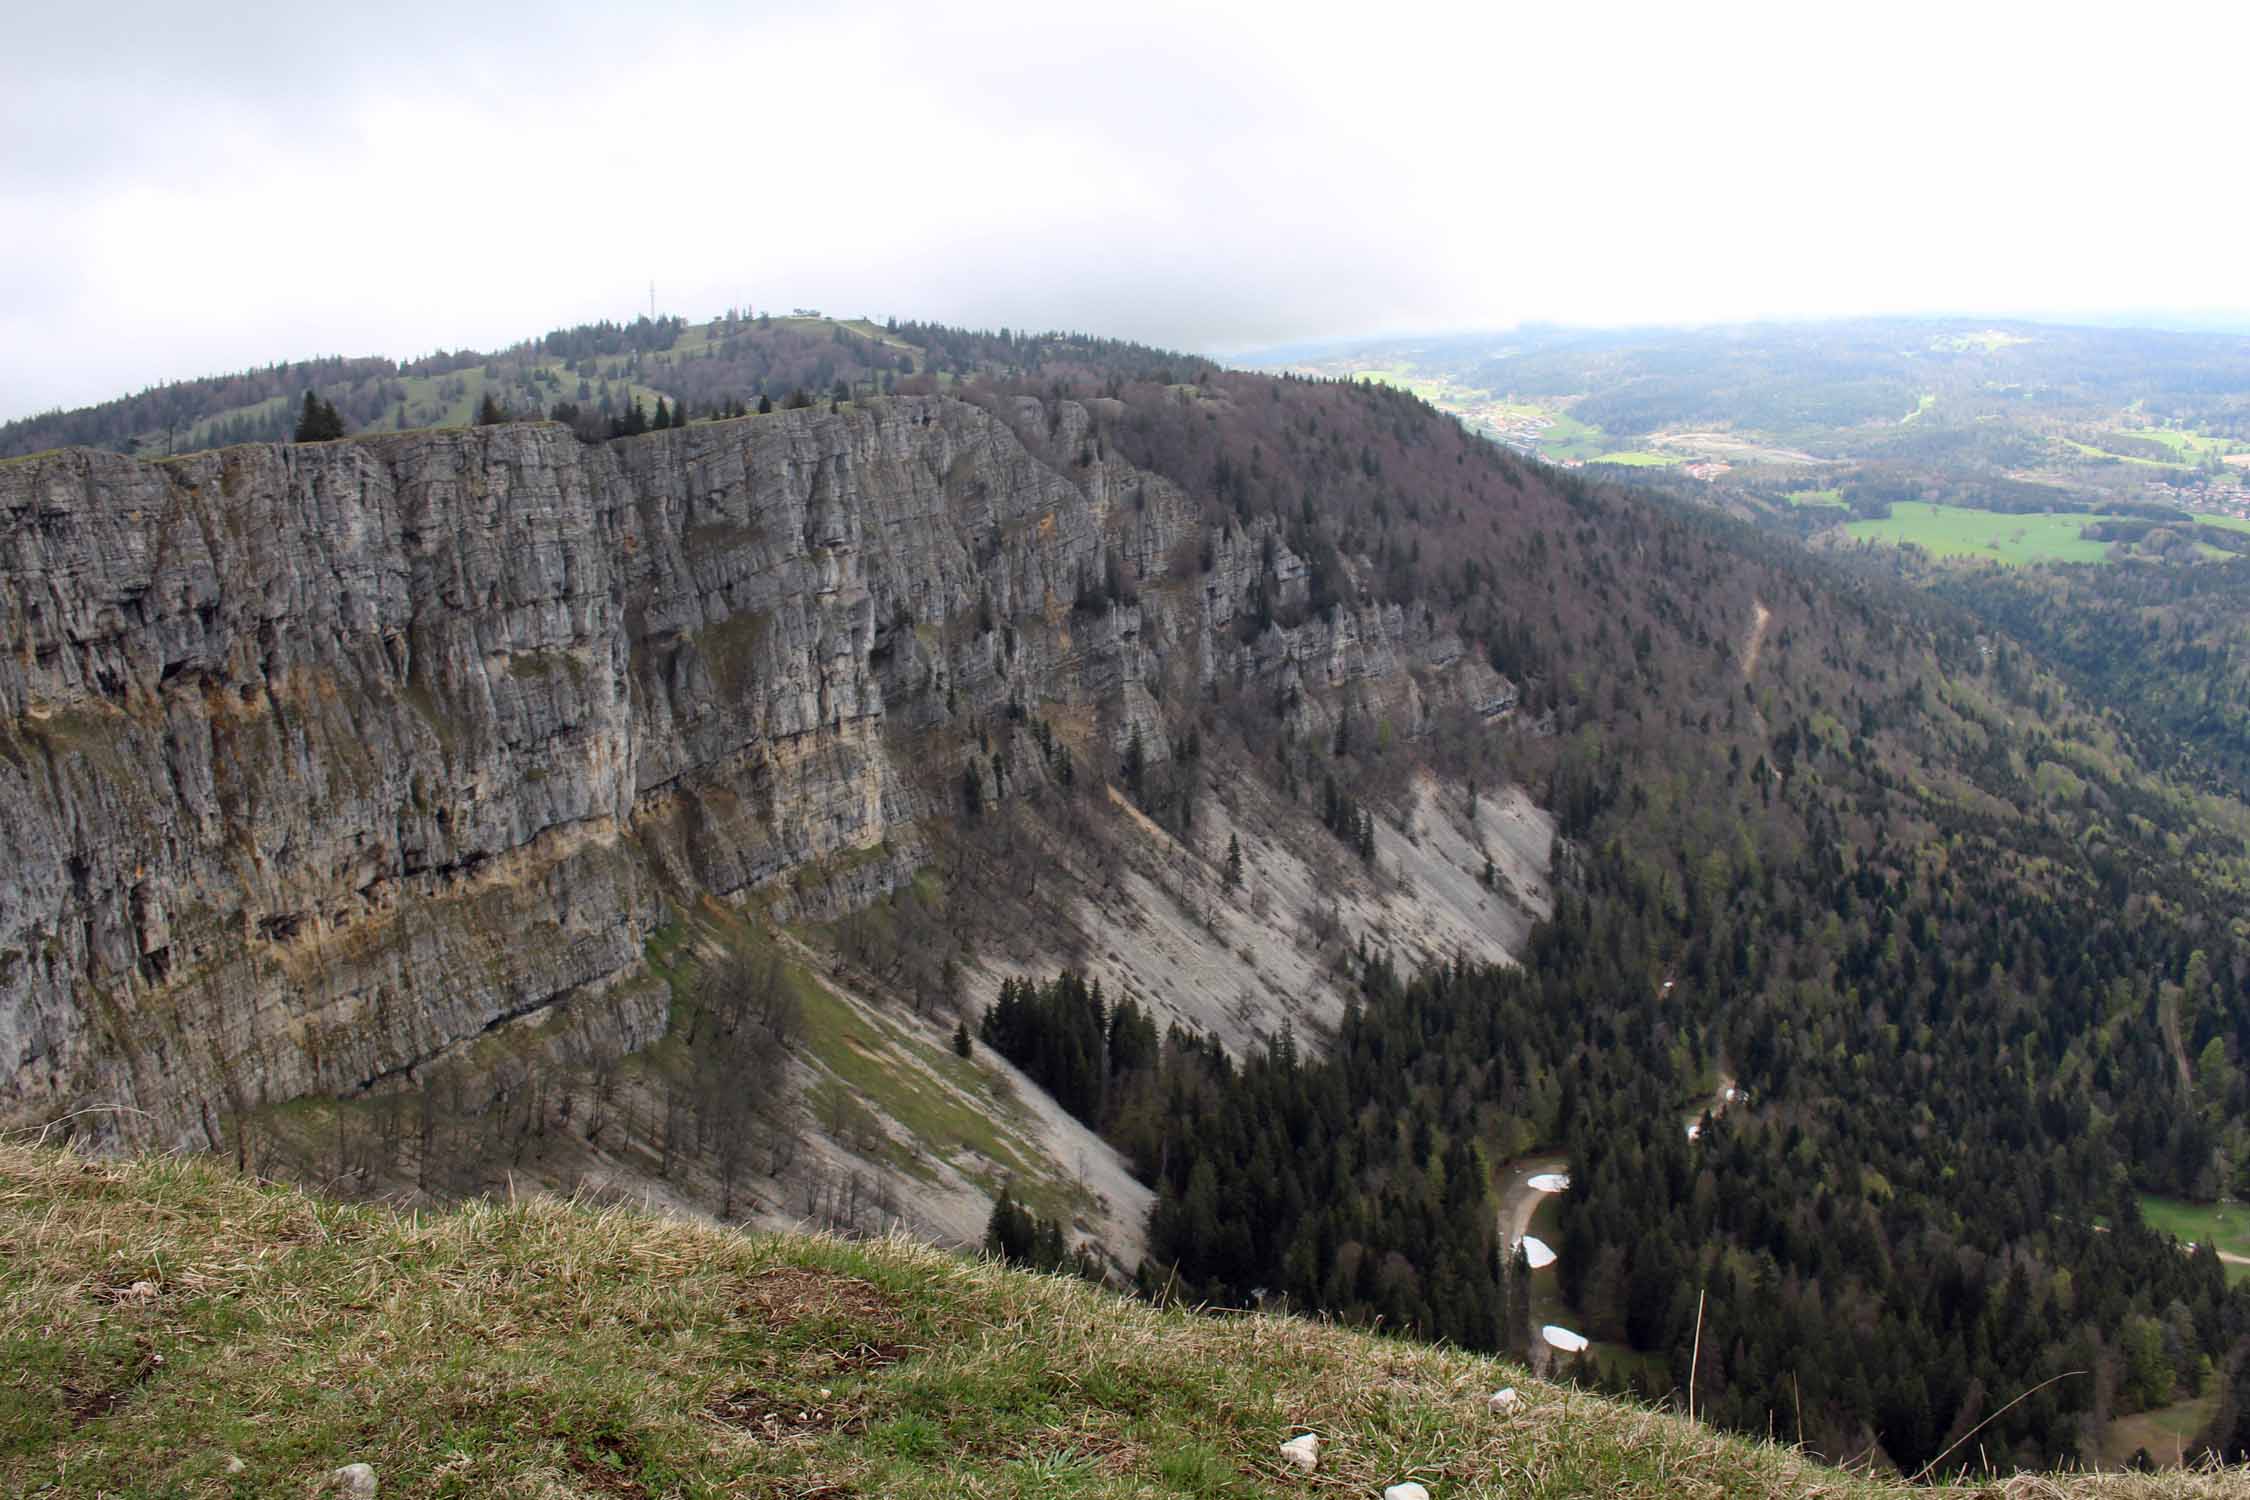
[0,396,1520,1142]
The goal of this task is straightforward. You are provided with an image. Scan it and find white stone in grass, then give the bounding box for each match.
[1487,1386,1520,1413]
[1279,1431,1319,1472]
[1384,1484,1432,1500]
[322,1463,377,1497]
[223,1455,246,1474]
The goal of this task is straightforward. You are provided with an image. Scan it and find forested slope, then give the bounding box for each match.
[933,361,2250,1474]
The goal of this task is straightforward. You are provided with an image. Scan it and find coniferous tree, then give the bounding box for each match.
[294,391,345,441]
[1122,728,1146,804]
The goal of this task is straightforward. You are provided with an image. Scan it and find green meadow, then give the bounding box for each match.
[2131,427,2239,462]
[2063,437,2183,469]
[1844,503,2117,565]
[1534,408,1609,462]
[2139,1195,2250,1282]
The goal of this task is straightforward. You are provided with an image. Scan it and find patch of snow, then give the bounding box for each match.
[1518,1235,1556,1269]
[1526,1172,1570,1194]
[1542,1324,1590,1354]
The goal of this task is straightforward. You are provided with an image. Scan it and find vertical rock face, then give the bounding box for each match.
[0,397,1511,1139]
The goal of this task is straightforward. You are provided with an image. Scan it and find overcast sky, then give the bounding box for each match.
[6,0,2246,419]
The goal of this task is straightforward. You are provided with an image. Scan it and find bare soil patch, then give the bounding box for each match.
[1743,600,1772,678]
[704,1387,867,1438]
[63,1339,164,1427]
[737,1266,901,1332]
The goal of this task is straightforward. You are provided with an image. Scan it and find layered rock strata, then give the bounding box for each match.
[0,397,1511,1139]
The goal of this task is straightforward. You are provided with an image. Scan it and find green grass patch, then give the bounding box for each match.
[755,934,1084,1223]
[1899,392,1936,424]
[1533,408,1608,462]
[2129,427,2240,462]
[2100,1394,2220,1469]
[1588,451,1682,467]
[1784,488,1847,509]
[2139,1196,2250,1281]
[1486,400,1555,422]
[1843,503,2119,566]
[2062,437,2184,470]
[649,905,1086,1223]
[8,1142,2044,1500]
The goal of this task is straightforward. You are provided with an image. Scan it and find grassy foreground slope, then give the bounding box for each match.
[1,1146,2239,1500]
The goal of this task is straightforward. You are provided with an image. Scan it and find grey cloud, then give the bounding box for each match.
[5,1,2248,421]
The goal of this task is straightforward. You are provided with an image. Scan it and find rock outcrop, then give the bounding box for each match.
[0,396,1515,1140]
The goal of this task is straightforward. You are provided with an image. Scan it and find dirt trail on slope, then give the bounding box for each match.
[1497,1155,1572,1252]
[1742,600,1772,678]
[1494,1072,1737,1279]
[2157,987,2195,1096]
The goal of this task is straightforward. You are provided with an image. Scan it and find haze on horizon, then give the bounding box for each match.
[6,0,2247,422]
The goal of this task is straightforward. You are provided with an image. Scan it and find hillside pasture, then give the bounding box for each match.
[2129,427,2240,462]
[2139,1195,2250,1282]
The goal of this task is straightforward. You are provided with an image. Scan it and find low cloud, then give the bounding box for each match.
[6,0,2247,418]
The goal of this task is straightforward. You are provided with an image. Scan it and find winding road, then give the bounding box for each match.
[1495,1073,1738,1354]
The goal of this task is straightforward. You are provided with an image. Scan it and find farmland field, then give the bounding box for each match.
[2129,426,2240,461]
[2191,512,2250,534]
[1843,503,2117,565]
[1534,408,1608,461]
[2063,437,2182,469]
